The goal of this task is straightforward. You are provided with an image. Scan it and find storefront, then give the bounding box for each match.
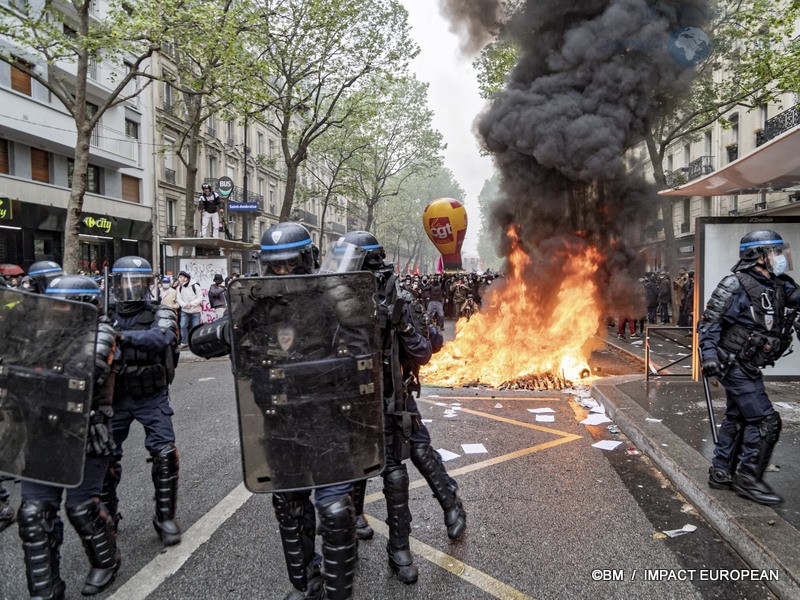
[0,198,152,272]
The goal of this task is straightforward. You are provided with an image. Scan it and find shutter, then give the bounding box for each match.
[10,64,31,95]
[0,139,8,174]
[30,148,49,182]
[121,174,140,203]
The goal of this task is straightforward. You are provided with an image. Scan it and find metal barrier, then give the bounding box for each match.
[644,326,693,379]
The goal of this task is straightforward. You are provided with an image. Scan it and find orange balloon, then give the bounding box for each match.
[423,198,468,270]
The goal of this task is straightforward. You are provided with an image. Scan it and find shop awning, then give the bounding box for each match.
[659,125,800,197]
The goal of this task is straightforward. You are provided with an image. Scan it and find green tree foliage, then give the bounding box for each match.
[0,0,172,271]
[244,0,418,223]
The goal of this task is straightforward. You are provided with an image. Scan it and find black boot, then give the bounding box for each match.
[708,467,734,490]
[350,480,373,540]
[150,444,181,546]
[273,493,324,599]
[100,459,122,533]
[382,466,418,584]
[0,495,15,533]
[66,498,121,595]
[17,500,65,600]
[411,443,466,540]
[732,471,783,505]
[319,496,357,600]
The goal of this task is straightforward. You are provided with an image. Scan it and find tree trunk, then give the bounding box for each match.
[644,129,679,273]
[183,122,201,236]
[365,201,376,231]
[63,125,93,273]
[279,160,298,222]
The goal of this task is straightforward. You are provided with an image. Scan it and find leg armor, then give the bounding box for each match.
[0,481,14,532]
[66,498,121,596]
[350,480,374,540]
[318,496,357,600]
[733,413,783,506]
[709,419,744,490]
[100,459,122,532]
[382,466,418,584]
[273,493,323,599]
[410,443,466,540]
[150,444,182,546]
[17,500,65,600]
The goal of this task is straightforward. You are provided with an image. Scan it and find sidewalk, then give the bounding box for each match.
[593,328,800,598]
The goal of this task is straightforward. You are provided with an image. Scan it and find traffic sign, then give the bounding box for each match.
[218,176,234,198]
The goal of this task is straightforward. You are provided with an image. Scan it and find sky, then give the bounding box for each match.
[401,0,496,254]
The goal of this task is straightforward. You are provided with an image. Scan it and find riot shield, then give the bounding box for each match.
[228,272,384,493]
[0,288,96,487]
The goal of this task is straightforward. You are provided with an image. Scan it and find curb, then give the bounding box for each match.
[593,375,800,599]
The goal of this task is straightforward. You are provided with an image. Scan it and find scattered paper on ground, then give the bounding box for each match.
[528,408,555,414]
[494,403,503,409]
[631,341,644,346]
[663,524,697,538]
[461,443,488,454]
[536,415,555,422]
[581,414,613,426]
[776,402,793,409]
[422,419,433,424]
[436,449,460,461]
[592,440,623,451]
[198,377,215,382]
[645,418,663,423]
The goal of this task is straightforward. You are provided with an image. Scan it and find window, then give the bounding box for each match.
[31,148,49,183]
[269,139,275,158]
[683,144,690,165]
[164,136,175,183]
[704,131,712,156]
[666,154,673,172]
[125,119,139,140]
[167,199,177,227]
[208,155,217,178]
[760,104,768,128]
[121,175,140,202]
[226,120,235,145]
[269,184,275,213]
[67,159,101,193]
[258,177,264,197]
[683,197,690,223]
[258,132,265,155]
[163,69,173,111]
[10,60,32,96]
[0,139,8,174]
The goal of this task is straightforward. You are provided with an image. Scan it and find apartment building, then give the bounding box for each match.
[628,93,800,270]
[0,43,152,272]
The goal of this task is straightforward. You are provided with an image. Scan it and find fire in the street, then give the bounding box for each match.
[421,227,601,388]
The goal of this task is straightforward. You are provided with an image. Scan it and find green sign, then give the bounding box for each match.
[82,215,113,233]
[0,197,11,221]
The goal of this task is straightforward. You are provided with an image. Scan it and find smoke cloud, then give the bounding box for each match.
[448,0,710,314]
[437,0,502,54]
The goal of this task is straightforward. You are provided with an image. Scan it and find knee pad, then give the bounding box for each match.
[760,413,782,444]
[383,466,408,492]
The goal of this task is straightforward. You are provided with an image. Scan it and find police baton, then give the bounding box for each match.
[103,265,110,317]
[697,344,719,444]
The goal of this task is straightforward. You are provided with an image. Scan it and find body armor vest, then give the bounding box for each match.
[116,306,168,396]
[719,272,787,368]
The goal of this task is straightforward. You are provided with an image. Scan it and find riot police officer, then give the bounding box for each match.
[16,275,120,598]
[699,230,800,505]
[337,230,464,584]
[191,222,371,600]
[102,256,182,545]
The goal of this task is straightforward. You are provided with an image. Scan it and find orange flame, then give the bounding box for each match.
[421,226,601,387]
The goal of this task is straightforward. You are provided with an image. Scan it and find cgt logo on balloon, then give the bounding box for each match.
[428,218,454,242]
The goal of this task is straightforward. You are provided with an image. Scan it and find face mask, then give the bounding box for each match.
[770,254,788,276]
[162,283,170,289]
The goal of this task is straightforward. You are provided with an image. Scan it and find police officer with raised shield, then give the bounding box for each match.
[3,275,120,598]
[190,222,383,599]
[101,256,183,546]
[699,230,800,505]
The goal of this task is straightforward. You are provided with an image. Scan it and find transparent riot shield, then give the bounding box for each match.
[0,288,96,487]
[228,272,384,493]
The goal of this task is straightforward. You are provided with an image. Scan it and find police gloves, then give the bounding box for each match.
[701,358,723,378]
[86,405,116,457]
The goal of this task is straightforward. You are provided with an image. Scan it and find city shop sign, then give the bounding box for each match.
[82,215,113,233]
[0,197,11,220]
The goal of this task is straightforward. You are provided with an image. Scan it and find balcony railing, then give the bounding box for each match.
[292,208,318,226]
[757,104,800,146]
[166,225,178,236]
[755,201,767,211]
[726,144,738,162]
[687,156,714,181]
[327,221,346,234]
[206,127,216,138]
[164,168,176,184]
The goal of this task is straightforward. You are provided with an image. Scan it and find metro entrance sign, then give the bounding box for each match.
[227,202,259,211]
[217,176,234,198]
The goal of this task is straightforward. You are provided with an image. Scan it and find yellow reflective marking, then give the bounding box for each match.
[367,516,536,600]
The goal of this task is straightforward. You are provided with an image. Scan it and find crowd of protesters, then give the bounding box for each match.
[612,268,695,340]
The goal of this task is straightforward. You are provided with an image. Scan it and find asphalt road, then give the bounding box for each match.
[0,345,776,599]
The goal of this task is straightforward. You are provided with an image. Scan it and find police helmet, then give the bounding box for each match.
[201,182,212,191]
[259,222,319,275]
[734,230,790,272]
[45,274,102,305]
[342,231,386,271]
[111,256,153,303]
[28,260,64,293]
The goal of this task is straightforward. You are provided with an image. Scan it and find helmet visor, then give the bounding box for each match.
[766,245,793,274]
[112,272,153,302]
[260,255,305,276]
[319,242,366,273]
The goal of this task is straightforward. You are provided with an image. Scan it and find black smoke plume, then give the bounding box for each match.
[437,0,502,54]
[445,0,710,315]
